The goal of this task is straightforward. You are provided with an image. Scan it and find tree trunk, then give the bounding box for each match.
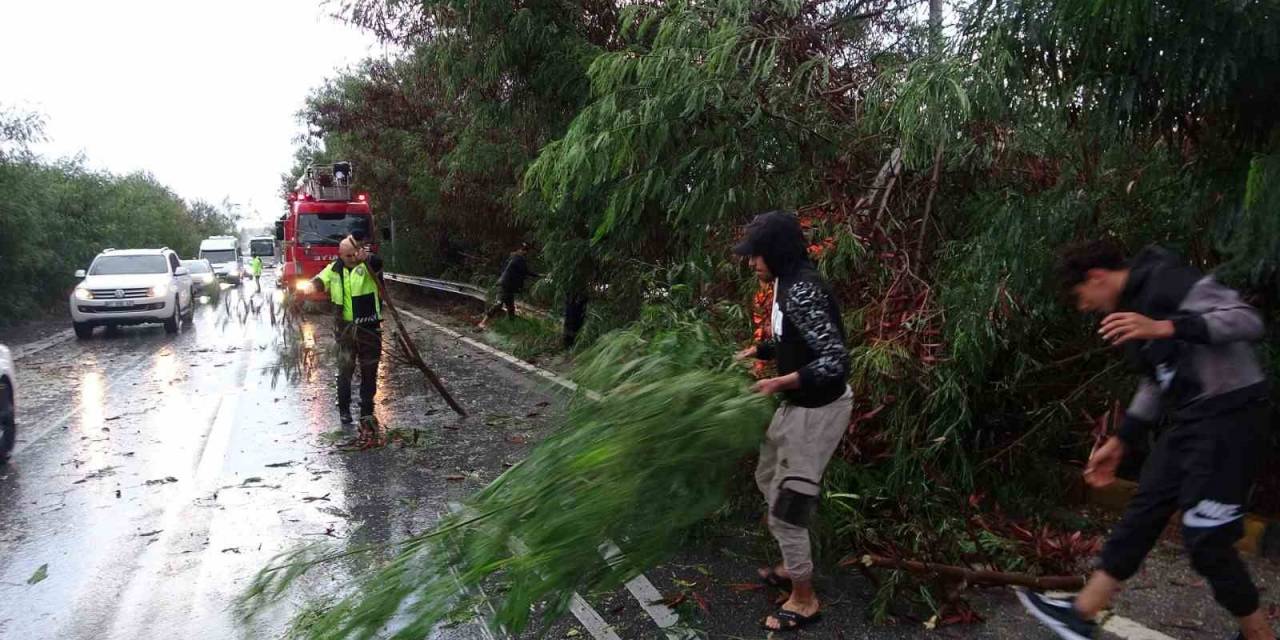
[929,0,944,52]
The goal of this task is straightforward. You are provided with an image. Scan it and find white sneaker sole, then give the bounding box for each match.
[1014,588,1092,640]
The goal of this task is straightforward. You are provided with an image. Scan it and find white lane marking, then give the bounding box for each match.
[1102,616,1179,640]
[405,311,686,637]
[569,593,624,640]
[396,308,599,400]
[601,542,697,640]
[10,329,74,360]
[446,503,620,640]
[1044,591,1178,640]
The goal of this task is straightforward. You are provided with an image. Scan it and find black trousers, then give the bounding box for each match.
[1099,402,1268,617]
[485,289,517,321]
[336,323,382,417]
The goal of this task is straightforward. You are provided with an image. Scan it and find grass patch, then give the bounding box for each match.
[487,315,561,361]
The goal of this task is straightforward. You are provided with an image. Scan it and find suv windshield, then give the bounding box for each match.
[250,239,274,256]
[202,250,236,264]
[182,261,211,274]
[89,255,169,275]
[297,213,371,245]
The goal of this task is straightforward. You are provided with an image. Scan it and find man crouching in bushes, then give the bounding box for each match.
[733,210,853,633]
[1018,240,1274,640]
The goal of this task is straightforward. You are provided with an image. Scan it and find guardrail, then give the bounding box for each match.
[384,272,551,319]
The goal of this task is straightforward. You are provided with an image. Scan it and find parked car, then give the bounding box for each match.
[0,344,14,464]
[70,248,195,338]
[182,258,218,296]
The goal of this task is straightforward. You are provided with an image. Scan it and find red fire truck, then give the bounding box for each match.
[276,162,381,300]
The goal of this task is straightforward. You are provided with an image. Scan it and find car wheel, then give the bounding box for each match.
[0,379,14,465]
[74,322,94,339]
[164,297,180,334]
[183,296,195,323]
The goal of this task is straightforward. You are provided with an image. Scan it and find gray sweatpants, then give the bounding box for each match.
[754,388,853,582]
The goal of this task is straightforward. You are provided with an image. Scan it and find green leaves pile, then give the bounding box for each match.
[240,323,771,638]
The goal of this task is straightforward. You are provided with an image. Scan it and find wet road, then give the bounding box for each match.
[0,279,566,640]
[3,278,1278,640]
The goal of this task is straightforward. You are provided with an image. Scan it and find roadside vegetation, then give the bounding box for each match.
[0,105,236,322]
[276,0,1280,621]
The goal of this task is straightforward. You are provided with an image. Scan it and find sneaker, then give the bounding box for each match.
[1014,589,1097,640]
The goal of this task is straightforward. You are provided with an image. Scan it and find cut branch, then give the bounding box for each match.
[375,280,468,416]
[845,554,1085,591]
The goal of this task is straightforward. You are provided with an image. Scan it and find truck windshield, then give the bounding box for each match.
[90,255,169,275]
[297,213,371,245]
[250,240,274,256]
[202,250,236,264]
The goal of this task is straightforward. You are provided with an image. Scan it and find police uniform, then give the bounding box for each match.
[312,254,383,422]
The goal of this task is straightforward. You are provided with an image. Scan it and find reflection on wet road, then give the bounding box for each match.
[0,279,564,640]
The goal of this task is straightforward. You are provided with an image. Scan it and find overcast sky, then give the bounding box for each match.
[0,0,381,228]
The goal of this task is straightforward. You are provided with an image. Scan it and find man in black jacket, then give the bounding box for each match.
[1018,240,1274,640]
[480,243,538,329]
[733,211,853,633]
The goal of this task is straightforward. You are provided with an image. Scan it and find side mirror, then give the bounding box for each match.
[274,220,285,241]
[75,269,87,278]
[175,267,190,276]
[381,227,392,241]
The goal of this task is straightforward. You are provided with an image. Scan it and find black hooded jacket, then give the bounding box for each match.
[742,211,850,407]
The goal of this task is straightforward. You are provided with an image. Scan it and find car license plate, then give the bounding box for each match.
[105,300,130,308]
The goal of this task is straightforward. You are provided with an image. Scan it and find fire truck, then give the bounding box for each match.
[275,161,380,300]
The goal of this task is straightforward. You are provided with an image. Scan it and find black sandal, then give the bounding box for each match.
[758,568,792,590]
[760,609,822,632]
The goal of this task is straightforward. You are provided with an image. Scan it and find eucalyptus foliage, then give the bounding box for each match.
[284,0,1280,619]
[240,322,771,637]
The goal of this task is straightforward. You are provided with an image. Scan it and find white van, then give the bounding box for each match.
[198,236,242,284]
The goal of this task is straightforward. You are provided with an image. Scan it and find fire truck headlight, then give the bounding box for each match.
[295,280,315,294]
[75,286,93,300]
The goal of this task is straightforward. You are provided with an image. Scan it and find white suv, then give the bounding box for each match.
[70,248,195,338]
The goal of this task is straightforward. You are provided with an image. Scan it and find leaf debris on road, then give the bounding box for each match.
[27,564,48,585]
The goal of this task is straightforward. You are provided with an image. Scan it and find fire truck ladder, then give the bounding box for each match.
[297,161,354,202]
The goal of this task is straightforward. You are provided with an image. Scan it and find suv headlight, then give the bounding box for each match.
[75,286,93,300]
[150,283,169,298]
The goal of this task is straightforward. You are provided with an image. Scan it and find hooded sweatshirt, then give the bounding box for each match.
[741,211,850,408]
[1118,246,1268,445]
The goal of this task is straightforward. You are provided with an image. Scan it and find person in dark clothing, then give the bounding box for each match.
[732,211,852,633]
[1018,240,1274,640]
[479,243,539,329]
[563,293,588,349]
[308,235,385,427]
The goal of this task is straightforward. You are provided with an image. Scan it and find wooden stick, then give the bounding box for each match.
[377,281,468,416]
[844,554,1085,591]
[914,143,944,266]
[358,212,467,417]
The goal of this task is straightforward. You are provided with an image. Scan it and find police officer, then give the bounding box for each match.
[309,235,384,426]
[250,255,263,291]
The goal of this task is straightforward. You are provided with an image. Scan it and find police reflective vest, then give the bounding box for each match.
[315,260,381,324]
[250,256,263,277]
